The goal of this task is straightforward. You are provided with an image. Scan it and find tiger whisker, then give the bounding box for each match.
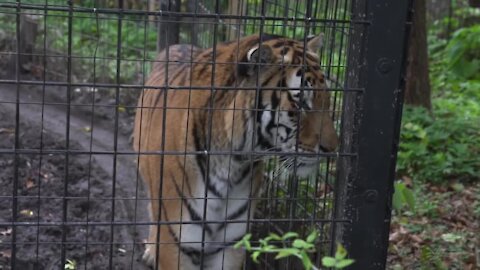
[269,158,293,181]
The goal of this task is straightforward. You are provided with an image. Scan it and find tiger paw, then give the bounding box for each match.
[142,246,156,267]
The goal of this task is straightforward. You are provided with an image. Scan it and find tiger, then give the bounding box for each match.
[132,33,339,270]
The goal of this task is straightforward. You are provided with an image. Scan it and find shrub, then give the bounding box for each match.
[446,24,480,80]
[397,100,480,183]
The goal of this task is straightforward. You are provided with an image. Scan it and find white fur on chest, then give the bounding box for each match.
[179,160,257,250]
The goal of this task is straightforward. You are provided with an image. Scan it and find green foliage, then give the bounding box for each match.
[398,15,480,184]
[397,104,480,183]
[235,231,316,270]
[0,9,157,83]
[43,12,157,83]
[446,24,480,80]
[0,12,16,34]
[321,244,355,269]
[397,0,480,186]
[235,231,354,270]
[392,182,415,213]
[413,187,439,218]
[419,246,447,270]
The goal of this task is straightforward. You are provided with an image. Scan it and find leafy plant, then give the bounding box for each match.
[419,246,447,270]
[235,231,354,270]
[397,103,480,183]
[396,2,480,186]
[321,244,355,269]
[446,24,480,80]
[392,182,415,213]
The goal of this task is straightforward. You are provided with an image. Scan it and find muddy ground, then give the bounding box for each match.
[0,81,150,269]
[0,78,295,270]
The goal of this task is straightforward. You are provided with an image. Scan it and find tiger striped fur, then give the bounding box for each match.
[133,33,339,270]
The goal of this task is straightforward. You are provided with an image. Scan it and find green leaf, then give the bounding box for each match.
[322,256,336,267]
[335,259,355,268]
[292,239,309,249]
[252,251,261,263]
[441,233,463,243]
[402,187,415,211]
[392,187,404,211]
[265,233,282,242]
[244,240,251,251]
[335,244,347,260]
[281,232,299,240]
[306,230,318,243]
[233,240,243,249]
[234,234,252,249]
[261,245,278,252]
[258,239,268,247]
[275,248,300,259]
[301,252,313,270]
[240,233,253,250]
[393,182,406,211]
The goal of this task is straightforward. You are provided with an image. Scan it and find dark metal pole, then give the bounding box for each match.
[333,0,412,269]
[157,0,181,51]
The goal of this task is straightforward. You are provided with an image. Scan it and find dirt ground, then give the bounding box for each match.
[387,181,479,270]
[0,81,150,269]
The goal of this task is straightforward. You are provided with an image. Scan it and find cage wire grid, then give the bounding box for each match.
[0,0,410,269]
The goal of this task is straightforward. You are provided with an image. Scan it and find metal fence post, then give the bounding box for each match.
[334,0,412,269]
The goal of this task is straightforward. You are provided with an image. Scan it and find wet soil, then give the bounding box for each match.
[0,82,150,270]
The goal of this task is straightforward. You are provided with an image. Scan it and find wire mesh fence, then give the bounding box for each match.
[0,0,410,269]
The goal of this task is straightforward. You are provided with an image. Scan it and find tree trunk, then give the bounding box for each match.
[19,14,38,73]
[157,0,181,52]
[405,0,432,110]
[148,0,156,24]
[225,0,246,41]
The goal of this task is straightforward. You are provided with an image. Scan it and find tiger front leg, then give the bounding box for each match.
[143,224,182,270]
[143,183,184,269]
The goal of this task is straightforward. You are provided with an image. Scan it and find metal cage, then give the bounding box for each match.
[0,0,410,269]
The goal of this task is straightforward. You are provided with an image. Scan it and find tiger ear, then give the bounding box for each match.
[306,34,324,52]
[238,44,275,77]
[247,44,274,64]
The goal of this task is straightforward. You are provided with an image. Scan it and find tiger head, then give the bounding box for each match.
[237,34,339,177]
